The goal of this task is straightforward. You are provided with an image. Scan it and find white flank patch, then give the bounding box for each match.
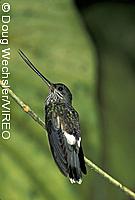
[64,132,76,145]
[57,116,60,128]
[77,137,81,147]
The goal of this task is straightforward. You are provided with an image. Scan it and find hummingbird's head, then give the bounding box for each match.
[52,83,72,104]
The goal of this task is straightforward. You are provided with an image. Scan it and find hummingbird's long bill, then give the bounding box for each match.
[18,49,53,88]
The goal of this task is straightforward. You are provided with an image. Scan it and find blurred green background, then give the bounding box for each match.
[0,1,135,200]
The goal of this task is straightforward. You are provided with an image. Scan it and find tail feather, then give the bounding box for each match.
[79,145,87,175]
[68,148,82,184]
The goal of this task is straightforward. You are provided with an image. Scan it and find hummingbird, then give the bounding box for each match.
[18,50,87,184]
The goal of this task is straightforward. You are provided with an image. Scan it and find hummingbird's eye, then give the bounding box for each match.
[58,86,63,91]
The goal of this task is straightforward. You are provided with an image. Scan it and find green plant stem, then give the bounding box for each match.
[1,80,135,200]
